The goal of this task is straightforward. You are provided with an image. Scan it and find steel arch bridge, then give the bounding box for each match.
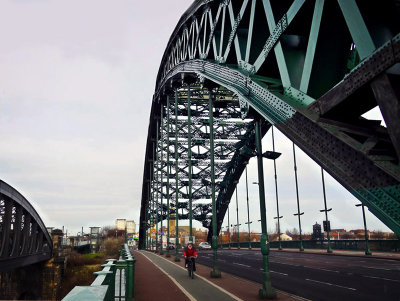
[139,0,400,249]
[0,180,52,272]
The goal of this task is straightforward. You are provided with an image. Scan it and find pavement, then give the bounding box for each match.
[133,249,306,301]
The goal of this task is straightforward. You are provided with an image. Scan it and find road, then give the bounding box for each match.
[188,249,400,301]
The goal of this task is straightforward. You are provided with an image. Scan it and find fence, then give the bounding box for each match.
[62,243,136,301]
[219,239,400,252]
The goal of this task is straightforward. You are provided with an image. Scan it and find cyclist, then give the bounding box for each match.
[184,242,198,271]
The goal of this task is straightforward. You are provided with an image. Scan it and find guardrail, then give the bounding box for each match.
[62,244,136,301]
[219,239,400,252]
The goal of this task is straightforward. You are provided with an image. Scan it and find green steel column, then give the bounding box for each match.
[245,167,252,249]
[155,121,159,253]
[320,168,332,253]
[174,89,181,262]
[272,126,283,251]
[126,259,134,301]
[160,107,164,255]
[292,143,304,252]
[209,88,221,278]
[144,192,148,250]
[255,119,276,299]
[148,180,151,250]
[152,141,157,251]
[187,85,193,243]
[235,187,240,249]
[166,96,171,258]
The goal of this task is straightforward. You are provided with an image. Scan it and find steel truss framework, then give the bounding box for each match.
[145,85,266,240]
[0,180,52,271]
[140,0,400,247]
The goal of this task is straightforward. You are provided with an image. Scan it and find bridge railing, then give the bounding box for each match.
[62,243,136,301]
[219,239,400,252]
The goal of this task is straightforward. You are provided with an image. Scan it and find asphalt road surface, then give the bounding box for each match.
[186,249,400,301]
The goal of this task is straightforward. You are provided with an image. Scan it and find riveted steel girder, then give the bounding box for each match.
[0,180,52,271]
[139,0,400,248]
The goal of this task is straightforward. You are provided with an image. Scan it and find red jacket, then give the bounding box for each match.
[184,247,198,257]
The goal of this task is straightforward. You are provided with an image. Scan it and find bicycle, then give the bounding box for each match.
[187,256,196,279]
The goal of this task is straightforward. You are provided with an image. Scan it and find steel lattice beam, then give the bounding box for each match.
[139,0,400,248]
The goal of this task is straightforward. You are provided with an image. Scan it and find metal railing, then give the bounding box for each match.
[62,244,136,301]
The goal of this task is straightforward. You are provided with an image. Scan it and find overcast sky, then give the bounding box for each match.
[0,0,391,236]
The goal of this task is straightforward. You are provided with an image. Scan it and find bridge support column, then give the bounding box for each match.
[174,89,181,262]
[160,106,164,256]
[166,95,171,258]
[208,87,221,278]
[155,120,159,253]
[187,85,194,244]
[255,119,276,299]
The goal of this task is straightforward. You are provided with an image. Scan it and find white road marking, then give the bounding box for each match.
[144,251,244,301]
[315,268,339,273]
[362,275,400,283]
[305,278,356,291]
[233,262,251,268]
[139,251,197,301]
[270,270,288,276]
[363,266,392,271]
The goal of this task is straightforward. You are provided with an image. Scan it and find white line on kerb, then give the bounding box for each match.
[145,251,244,301]
[139,251,197,301]
[305,278,356,291]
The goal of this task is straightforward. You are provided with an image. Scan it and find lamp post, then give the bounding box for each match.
[245,167,252,249]
[235,187,240,249]
[292,143,304,252]
[227,202,231,249]
[320,168,332,253]
[356,203,372,255]
[255,119,276,299]
[271,126,283,250]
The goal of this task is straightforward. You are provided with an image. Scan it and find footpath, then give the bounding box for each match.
[133,250,305,301]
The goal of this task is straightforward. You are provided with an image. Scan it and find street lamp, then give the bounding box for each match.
[356,203,372,255]
[235,186,240,249]
[255,120,276,299]
[244,166,252,249]
[292,143,304,252]
[320,168,333,253]
[271,126,283,251]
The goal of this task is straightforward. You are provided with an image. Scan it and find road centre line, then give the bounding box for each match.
[305,278,356,291]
